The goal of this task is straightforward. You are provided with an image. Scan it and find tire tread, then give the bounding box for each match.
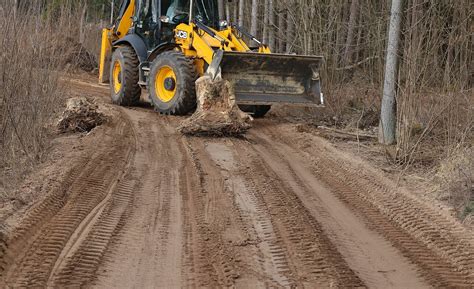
[149,51,198,115]
[111,46,140,106]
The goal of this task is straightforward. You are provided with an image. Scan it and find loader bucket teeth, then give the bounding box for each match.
[220,52,325,106]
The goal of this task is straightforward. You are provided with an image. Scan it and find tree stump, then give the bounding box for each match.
[178,76,252,136]
[57,97,106,133]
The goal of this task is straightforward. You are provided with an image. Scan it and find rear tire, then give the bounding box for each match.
[110,46,141,106]
[239,105,272,118]
[149,51,198,115]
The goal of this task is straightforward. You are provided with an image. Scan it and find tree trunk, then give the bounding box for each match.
[336,1,350,65]
[238,0,244,27]
[343,0,359,65]
[277,5,285,53]
[268,0,275,50]
[233,2,237,24]
[79,3,88,44]
[110,0,115,24]
[263,0,269,44]
[286,2,294,53]
[225,2,231,22]
[217,0,225,20]
[13,0,18,18]
[101,4,105,20]
[379,0,403,145]
[250,0,259,37]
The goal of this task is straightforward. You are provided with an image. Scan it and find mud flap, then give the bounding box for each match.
[220,52,324,106]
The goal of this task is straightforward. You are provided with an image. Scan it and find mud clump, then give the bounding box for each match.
[57,97,106,133]
[178,76,252,136]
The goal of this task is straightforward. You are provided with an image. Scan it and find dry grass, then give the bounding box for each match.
[432,147,473,220]
[0,1,99,196]
[0,3,62,191]
[273,77,472,221]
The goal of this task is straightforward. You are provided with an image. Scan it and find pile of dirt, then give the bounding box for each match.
[57,97,106,133]
[178,76,252,136]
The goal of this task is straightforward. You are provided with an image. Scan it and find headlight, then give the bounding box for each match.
[218,20,228,30]
[160,16,170,23]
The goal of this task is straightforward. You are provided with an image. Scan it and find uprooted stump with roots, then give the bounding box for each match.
[178,75,253,136]
[57,97,107,133]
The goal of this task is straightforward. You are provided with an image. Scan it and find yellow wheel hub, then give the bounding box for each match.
[113,61,122,94]
[155,66,177,103]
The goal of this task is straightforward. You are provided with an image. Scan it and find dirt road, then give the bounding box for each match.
[1,79,473,288]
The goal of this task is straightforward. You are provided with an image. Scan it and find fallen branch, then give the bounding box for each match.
[298,124,377,141]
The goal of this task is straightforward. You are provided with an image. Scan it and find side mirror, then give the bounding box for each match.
[160,15,170,23]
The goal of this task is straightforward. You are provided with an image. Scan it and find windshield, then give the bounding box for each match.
[193,0,219,27]
[167,0,219,27]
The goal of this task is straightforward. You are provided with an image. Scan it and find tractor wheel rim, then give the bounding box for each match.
[113,61,122,94]
[155,66,177,103]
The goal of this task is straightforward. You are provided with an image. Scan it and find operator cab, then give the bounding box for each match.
[127,0,221,47]
[160,0,219,28]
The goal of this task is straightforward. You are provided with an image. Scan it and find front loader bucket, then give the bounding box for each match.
[220,52,324,106]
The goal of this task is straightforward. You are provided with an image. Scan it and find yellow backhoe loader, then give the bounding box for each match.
[99,0,324,117]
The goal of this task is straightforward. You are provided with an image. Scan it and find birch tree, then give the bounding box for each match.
[379,0,403,145]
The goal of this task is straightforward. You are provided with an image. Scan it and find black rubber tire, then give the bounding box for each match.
[110,46,141,106]
[239,105,272,118]
[149,51,198,115]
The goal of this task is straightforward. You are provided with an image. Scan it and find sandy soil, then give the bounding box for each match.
[0,77,473,288]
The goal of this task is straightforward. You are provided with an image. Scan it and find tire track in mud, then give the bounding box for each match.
[0,155,90,278]
[51,177,138,286]
[1,112,136,288]
[255,123,474,288]
[186,136,363,288]
[229,138,364,288]
[248,132,428,288]
[184,135,309,288]
[49,115,138,286]
[204,142,292,288]
[91,113,187,288]
[181,138,244,287]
